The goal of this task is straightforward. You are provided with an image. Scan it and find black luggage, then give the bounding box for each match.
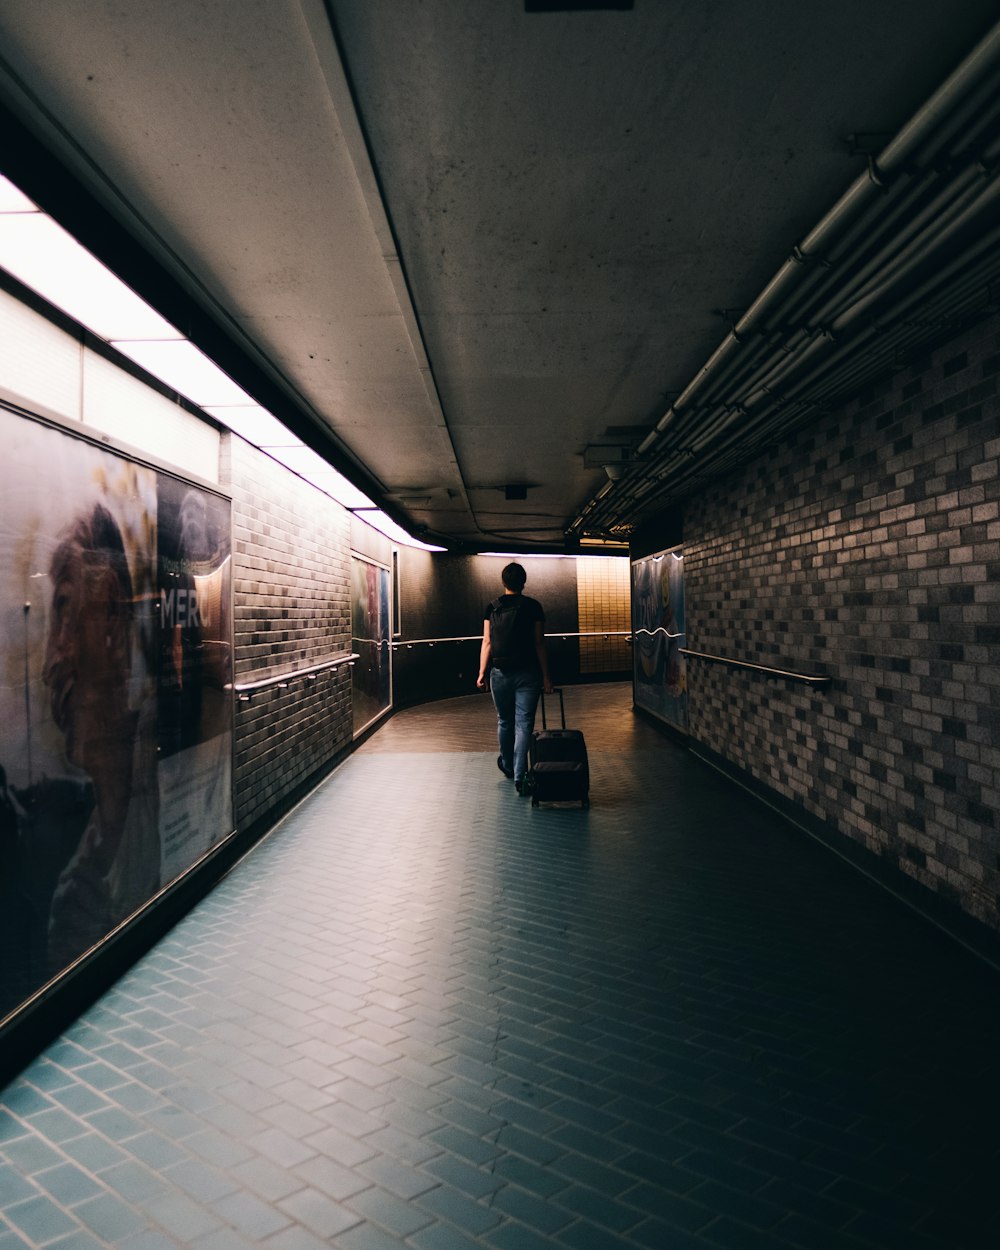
[528,688,589,807]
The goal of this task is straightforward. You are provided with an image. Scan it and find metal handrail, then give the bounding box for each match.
[679,648,831,688]
[392,630,633,647]
[233,651,360,698]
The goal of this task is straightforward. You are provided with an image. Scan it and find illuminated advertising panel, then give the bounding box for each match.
[351,554,391,735]
[0,407,232,1023]
[632,547,688,732]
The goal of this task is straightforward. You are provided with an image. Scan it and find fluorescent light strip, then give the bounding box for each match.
[265,445,375,508]
[354,510,445,551]
[0,174,38,212]
[0,172,436,548]
[200,405,302,447]
[110,339,256,406]
[0,212,182,340]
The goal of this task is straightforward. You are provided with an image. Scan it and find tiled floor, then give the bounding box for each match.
[2,683,998,1250]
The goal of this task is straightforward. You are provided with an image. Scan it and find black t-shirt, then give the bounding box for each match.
[484,594,544,671]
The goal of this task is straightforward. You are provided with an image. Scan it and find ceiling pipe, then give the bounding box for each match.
[771,86,1000,332]
[809,162,989,326]
[629,131,994,476]
[706,232,1000,463]
[829,174,1000,334]
[584,172,1000,534]
[589,224,1000,534]
[698,146,1000,422]
[570,17,1000,538]
[905,56,1000,170]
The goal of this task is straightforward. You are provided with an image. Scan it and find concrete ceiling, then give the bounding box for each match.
[0,1,998,550]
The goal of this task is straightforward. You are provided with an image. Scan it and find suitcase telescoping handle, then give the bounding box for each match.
[540,687,565,731]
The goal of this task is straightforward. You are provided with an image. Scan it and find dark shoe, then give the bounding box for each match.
[497,755,514,779]
[515,776,525,795]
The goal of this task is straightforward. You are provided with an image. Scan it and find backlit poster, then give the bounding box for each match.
[156,475,233,885]
[0,407,232,1025]
[632,548,688,731]
[351,554,391,735]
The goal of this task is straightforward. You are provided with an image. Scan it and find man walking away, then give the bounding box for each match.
[477,562,553,794]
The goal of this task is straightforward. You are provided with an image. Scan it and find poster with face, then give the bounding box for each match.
[0,407,232,1025]
[632,549,688,732]
[156,474,233,885]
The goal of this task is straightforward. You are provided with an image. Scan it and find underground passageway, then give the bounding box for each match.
[1,683,998,1250]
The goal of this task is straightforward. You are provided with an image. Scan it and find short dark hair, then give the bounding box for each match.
[501,562,527,591]
[52,503,134,610]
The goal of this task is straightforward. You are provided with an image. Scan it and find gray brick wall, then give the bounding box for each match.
[221,435,354,831]
[684,311,1000,933]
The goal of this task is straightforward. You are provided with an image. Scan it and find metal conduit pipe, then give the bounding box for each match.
[674,350,827,464]
[593,245,1000,535]
[776,84,1000,327]
[572,18,1000,538]
[807,160,991,328]
[595,327,946,533]
[871,220,1000,333]
[877,20,1000,173]
[771,280,966,415]
[637,320,830,477]
[641,160,1000,482]
[792,244,1000,409]
[756,247,1000,425]
[771,168,929,330]
[679,347,878,491]
[756,162,945,318]
[741,330,841,413]
[907,60,1000,169]
[832,158,1000,316]
[658,325,839,472]
[699,130,1000,417]
[632,157,942,462]
[830,178,1000,336]
[749,22,1000,318]
[904,257,1000,331]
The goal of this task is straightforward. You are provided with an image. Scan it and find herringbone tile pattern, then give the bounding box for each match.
[1,684,997,1249]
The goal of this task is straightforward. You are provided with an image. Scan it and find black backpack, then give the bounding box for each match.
[489,596,525,667]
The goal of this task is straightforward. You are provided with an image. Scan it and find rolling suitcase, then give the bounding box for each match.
[528,688,589,807]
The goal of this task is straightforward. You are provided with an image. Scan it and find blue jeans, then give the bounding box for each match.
[489,667,542,783]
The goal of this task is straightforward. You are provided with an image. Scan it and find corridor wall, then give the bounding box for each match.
[222,434,361,834]
[0,277,368,1051]
[676,309,999,944]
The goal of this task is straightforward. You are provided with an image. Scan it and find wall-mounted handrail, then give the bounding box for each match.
[233,651,360,698]
[679,648,831,689]
[391,630,633,648]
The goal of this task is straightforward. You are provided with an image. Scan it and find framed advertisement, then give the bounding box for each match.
[350,552,392,736]
[0,405,232,1024]
[632,546,688,732]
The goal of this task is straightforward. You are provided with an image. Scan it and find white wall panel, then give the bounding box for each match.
[82,349,220,484]
[0,286,81,420]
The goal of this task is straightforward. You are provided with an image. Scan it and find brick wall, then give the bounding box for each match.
[222,435,354,831]
[683,312,1000,935]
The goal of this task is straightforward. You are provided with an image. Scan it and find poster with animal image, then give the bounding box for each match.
[0,406,232,1024]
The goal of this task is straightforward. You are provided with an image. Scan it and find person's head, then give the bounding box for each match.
[179,490,211,565]
[42,503,134,767]
[501,562,527,593]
